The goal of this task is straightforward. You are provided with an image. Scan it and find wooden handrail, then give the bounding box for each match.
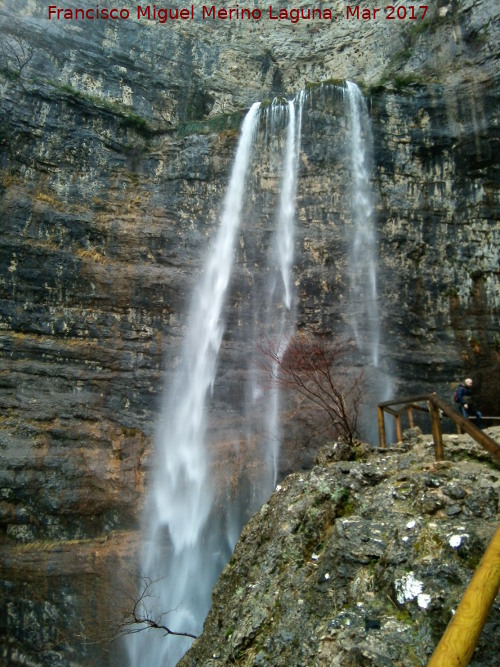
[378,393,439,408]
[432,395,500,461]
[427,523,500,666]
[377,393,500,462]
[378,394,500,664]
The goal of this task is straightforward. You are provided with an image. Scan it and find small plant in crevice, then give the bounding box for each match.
[413,524,444,559]
[177,111,243,138]
[46,80,156,136]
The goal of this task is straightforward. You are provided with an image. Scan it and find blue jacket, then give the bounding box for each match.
[457,383,472,406]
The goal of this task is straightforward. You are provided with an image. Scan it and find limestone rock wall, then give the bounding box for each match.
[374,81,500,410]
[0,0,499,664]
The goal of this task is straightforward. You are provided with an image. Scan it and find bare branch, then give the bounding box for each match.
[259,332,363,446]
[120,577,197,640]
[0,29,34,78]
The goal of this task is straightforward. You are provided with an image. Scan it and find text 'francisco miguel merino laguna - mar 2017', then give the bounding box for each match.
[47,4,430,24]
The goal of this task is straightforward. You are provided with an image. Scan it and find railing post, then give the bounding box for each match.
[408,407,414,429]
[427,524,500,667]
[428,399,444,461]
[395,414,403,443]
[377,406,386,449]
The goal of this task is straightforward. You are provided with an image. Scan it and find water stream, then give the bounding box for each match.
[345,80,393,440]
[345,80,380,367]
[259,93,304,491]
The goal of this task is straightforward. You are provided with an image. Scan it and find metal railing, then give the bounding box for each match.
[377,393,500,462]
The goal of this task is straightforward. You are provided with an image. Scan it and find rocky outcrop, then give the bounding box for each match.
[180,428,500,666]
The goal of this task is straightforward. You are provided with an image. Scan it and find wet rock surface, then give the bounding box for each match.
[0,0,499,664]
[181,428,500,667]
[0,530,139,667]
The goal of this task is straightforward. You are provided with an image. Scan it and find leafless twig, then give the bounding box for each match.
[120,577,197,640]
[0,28,34,79]
[259,332,364,446]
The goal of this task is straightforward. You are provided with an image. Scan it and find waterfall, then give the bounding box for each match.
[276,96,303,312]
[125,82,391,667]
[345,80,380,367]
[344,81,393,441]
[261,94,304,488]
[126,102,261,667]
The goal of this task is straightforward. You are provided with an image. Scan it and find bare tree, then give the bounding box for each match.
[260,332,363,446]
[0,27,34,79]
[120,577,197,640]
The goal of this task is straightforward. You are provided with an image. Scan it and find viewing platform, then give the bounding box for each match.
[377,393,500,463]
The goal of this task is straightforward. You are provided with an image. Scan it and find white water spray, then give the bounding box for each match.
[262,94,304,487]
[345,80,380,367]
[127,102,261,667]
[345,81,394,441]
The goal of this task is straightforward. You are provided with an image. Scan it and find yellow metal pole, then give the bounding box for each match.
[427,523,500,667]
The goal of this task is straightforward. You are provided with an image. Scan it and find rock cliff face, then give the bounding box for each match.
[180,429,500,667]
[0,0,499,665]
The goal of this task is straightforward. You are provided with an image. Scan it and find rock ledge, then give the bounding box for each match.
[181,428,500,667]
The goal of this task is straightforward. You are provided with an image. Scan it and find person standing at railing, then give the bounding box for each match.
[456,378,483,429]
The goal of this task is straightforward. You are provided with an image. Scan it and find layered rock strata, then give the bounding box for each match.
[0,0,499,665]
